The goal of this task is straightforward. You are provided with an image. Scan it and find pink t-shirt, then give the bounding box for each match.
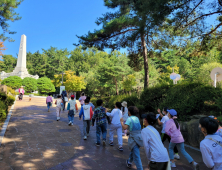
[46,96,53,103]
[165,119,184,143]
[19,88,24,95]
[79,96,86,105]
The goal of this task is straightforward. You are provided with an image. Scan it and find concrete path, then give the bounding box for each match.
[0,97,208,170]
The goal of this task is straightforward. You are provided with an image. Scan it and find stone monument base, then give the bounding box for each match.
[1,70,39,80]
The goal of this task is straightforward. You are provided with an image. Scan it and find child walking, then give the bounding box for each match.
[106,102,123,151]
[67,95,78,126]
[46,94,53,112]
[55,95,63,121]
[157,107,180,159]
[141,112,169,170]
[121,106,143,170]
[79,98,93,140]
[199,117,222,170]
[165,109,199,169]
[121,101,128,136]
[92,100,110,146]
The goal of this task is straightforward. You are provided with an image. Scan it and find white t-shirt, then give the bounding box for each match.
[161,115,169,133]
[200,135,222,170]
[106,108,122,125]
[122,107,128,121]
[141,125,169,163]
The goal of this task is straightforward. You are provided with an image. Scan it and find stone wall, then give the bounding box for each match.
[0,85,7,94]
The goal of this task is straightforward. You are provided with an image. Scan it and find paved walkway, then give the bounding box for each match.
[0,97,208,170]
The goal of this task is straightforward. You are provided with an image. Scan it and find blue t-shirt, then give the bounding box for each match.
[125,116,141,131]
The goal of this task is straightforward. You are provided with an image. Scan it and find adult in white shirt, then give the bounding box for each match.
[106,102,123,151]
[121,101,128,136]
[199,117,222,170]
[157,107,180,159]
[141,112,169,170]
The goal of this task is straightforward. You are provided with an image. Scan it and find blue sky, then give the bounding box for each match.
[2,0,113,57]
[1,0,218,57]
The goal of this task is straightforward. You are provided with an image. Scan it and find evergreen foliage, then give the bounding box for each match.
[22,77,38,93]
[1,76,22,89]
[0,0,23,41]
[37,77,55,94]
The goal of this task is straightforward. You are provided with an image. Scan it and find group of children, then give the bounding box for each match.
[48,93,222,170]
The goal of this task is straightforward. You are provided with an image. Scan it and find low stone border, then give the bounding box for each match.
[0,95,17,147]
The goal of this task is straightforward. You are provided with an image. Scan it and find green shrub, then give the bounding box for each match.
[6,96,15,106]
[7,87,16,95]
[140,82,222,118]
[37,77,55,94]
[1,76,22,89]
[23,77,38,93]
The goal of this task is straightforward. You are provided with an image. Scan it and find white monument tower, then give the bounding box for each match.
[1,35,39,80]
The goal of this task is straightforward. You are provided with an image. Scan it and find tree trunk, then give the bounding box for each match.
[114,77,119,95]
[141,35,149,88]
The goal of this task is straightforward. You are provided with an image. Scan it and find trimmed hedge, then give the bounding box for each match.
[140,83,222,117]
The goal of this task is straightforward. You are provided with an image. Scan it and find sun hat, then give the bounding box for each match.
[167,109,177,116]
[121,101,127,107]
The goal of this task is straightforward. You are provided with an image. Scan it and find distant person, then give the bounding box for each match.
[106,102,123,151]
[85,96,95,111]
[18,86,24,100]
[79,92,86,106]
[157,107,180,159]
[61,90,68,111]
[199,117,222,170]
[55,95,63,121]
[79,98,93,140]
[141,112,169,170]
[165,109,199,169]
[46,94,53,112]
[92,99,111,146]
[67,95,78,126]
[121,106,143,170]
[121,101,128,136]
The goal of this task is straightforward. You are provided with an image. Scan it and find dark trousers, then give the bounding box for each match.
[96,123,107,144]
[62,99,66,111]
[149,161,168,170]
[161,133,178,153]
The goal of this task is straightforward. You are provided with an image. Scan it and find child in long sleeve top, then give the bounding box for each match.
[79,98,93,140]
[106,102,123,151]
[199,117,222,170]
[67,95,78,126]
[92,99,110,146]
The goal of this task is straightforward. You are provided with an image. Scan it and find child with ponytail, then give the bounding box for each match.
[165,109,199,170]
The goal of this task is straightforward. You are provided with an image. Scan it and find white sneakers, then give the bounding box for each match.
[68,121,72,125]
[84,136,87,140]
[171,161,199,170]
[57,117,60,121]
[174,154,180,160]
[170,161,176,167]
[192,162,199,170]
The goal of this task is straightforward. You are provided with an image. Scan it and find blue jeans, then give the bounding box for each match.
[128,144,143,170]
[68,114,74,123]
[96,123,107,144]
[169,142,193,163]
[47,102,51,110]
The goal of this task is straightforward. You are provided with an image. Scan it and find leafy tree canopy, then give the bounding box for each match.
[0,0,23,41]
